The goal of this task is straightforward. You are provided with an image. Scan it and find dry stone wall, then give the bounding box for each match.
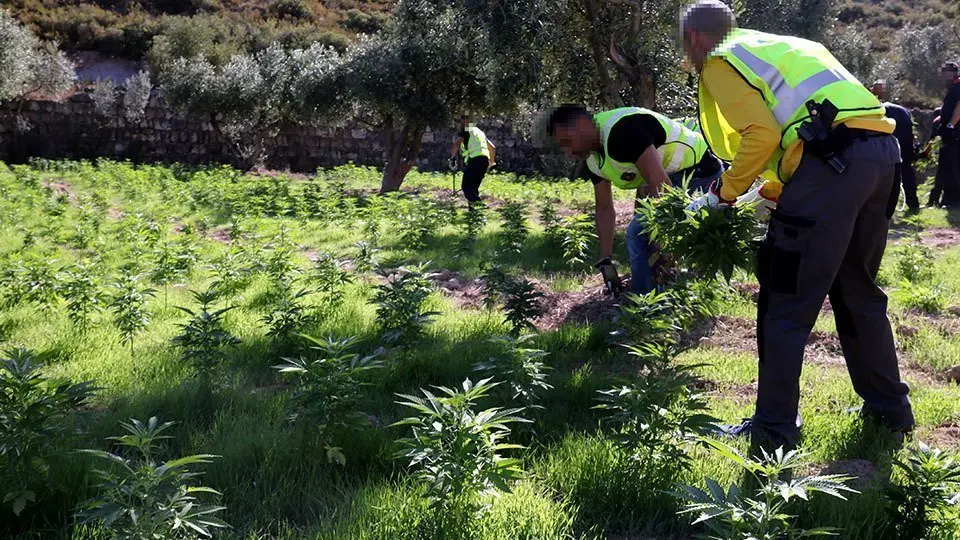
[0,92,552,174]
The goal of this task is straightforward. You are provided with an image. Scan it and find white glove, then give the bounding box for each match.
[736,184,778,217]
[686,181,732,213]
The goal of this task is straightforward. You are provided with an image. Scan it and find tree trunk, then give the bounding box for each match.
[608,40,657,108]
[582,0,623,108]
[380,117,425,193]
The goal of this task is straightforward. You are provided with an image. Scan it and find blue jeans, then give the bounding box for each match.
[625,167,724,295]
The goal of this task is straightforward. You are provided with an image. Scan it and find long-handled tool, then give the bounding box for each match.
[448,157,458,194]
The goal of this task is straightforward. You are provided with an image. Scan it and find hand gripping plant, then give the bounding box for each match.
[272,335,383,465]
[76,417,229,540]
[393,378,530,533]
[678,439,857,539]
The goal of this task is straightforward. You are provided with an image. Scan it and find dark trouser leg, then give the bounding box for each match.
[941,140,960,206]
[901,162,920,210]
[754,135,913,451]
[461,156,488,202]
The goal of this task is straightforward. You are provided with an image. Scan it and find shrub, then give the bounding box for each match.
[273,335,383,464]
[76,417,229,538]
[122,70,152,122]
[310,252,354,311]
[679,439,857,538]
[473,335,552,409]
[0,10,76,101]
[500,278,544,335]
[372,265,439,347]
[343,9,388,34]
[894,281,946,314]
[885,442,960,539]
[896,239,934,283]
[1,348,95,516]
[172,287,239,385]
[270,0,314,21]
[393,378,529,532]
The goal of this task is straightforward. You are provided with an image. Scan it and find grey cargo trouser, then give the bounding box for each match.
[753,134,915,449]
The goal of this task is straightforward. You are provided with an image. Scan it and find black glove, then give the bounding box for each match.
[448,157,458,171]
[596,257,623,296]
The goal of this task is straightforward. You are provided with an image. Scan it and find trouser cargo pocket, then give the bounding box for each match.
[757,211,815,296]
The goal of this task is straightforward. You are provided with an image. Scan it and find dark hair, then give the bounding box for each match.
[942,61,959,73]
[546,104,590,136]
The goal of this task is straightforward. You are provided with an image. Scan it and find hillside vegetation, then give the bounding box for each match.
[3,0,393,59]
[839,0,958,52]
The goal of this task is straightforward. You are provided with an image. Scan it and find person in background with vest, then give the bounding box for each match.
[450,116,496,203]
[545,105,724,295]
[681,0,914,452]
[929,62,960,208]
[871,80,920,212]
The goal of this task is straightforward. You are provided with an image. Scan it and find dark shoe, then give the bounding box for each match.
[904,206,921,215]
[717,418,756,438]
[854,404,916,434]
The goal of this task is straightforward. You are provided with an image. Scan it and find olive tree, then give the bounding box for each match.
[160,42,343,168]
[0,9,75,102]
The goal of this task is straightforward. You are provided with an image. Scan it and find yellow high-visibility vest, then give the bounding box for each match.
[460,126,491,160]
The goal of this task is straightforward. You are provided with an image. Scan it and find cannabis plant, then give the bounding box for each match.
[885,442,960,539]
[538,201,564,245]
[76,417,229,539]
[310,252,353,310]
[473,335,552,409]
[896,239,935,283]
[172,288,239,386]
[273,335,383,464]
[455,202,488,257]
[596,343,716,483]
[615,290,683,345]
[498,202,529,254]
[501,278,544,335]
[678,439,857,539]
[206,250,250,298]
[560,213,597,267]
[59,263,104,331]
[1,348,95,516]
[393,378,529,530]
[372,265,439,347]
[21,257,61,311]
[353,241,378,274]
[109,269,157,355]
[261,282,314,348]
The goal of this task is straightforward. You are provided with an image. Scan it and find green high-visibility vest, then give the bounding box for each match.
[586,108,708,190]
[460,126,491,160]
[699,28,886,181]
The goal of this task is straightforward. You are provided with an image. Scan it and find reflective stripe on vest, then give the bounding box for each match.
[589,107,708,190]
[461,126,490,160]
[699,28,885,181]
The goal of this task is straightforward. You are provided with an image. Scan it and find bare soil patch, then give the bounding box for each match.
[43,180,76,202]
[920,228,960,248]
[534,279,622,331]
[812,459,880,491]
[429,269,488,310]
[696,315,844,366]
[107,207,124,220]
[206,227,233,244]
[926,422,960,450]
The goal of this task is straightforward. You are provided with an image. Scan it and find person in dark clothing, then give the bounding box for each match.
[449,116,496,202]
[871,80,919,211]
[931,62,960,208]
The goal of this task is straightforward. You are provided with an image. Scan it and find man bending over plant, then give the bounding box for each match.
[545,104,724,295]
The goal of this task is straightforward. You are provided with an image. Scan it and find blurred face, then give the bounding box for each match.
[941,68,958,86]
[682,29,711,73]
[870,82,887,100]
[551,115,599,159]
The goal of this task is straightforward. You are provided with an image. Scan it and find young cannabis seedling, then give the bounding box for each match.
[896,239,935,283]
[310,252,353,310]
[678,438,857,539]
[261,281,315,349]
[393,378,529,530]
[372,265,439,347]
[76,417,229,539]
[353,241,379,274]
[1,348,95,516]
[59,263,104,331]
[172,287,240,387]
[538,201,564,245]
[273,335,383,464]
[559,213,597,267]
[455,202,488,257]
[595,342,716,487]
[21,257,61,312]
[206,250,250,299]
[885,442,960,539]
[473,334,552,409]
[498,201,530,254]
[501,278,544,335]
[109,268,157,355]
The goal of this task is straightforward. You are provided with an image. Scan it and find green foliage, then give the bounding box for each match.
[894,281,946,314]
[309,252,353,310]
[205,250,250,298]
[1,348,95,516]
[270,0,314,21]
[109,268,157,352]
[595,343,716,485]
[372,265,439,347]
[172,287,239,383]
[273,335,383,463]
[455,203,488,258]
[353,241,378,274]
[261,281,314,347]
[679,438,857,539]
[59,263,105,330]
[76,417,229,539]
[885,443,960,539]
[616,289,684,345]
[498,202,529,254]
[539,201,563,245]
[473,335,552,409]
[638,186,759,282]
[0,8,75,102]
[896,239,935,283]
[500,278,544,336]
[560,213,597,267]
[393,378,529,530]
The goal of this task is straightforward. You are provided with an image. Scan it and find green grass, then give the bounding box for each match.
[2,160,960,539]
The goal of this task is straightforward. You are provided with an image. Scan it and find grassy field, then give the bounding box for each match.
[1,159,959,539]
